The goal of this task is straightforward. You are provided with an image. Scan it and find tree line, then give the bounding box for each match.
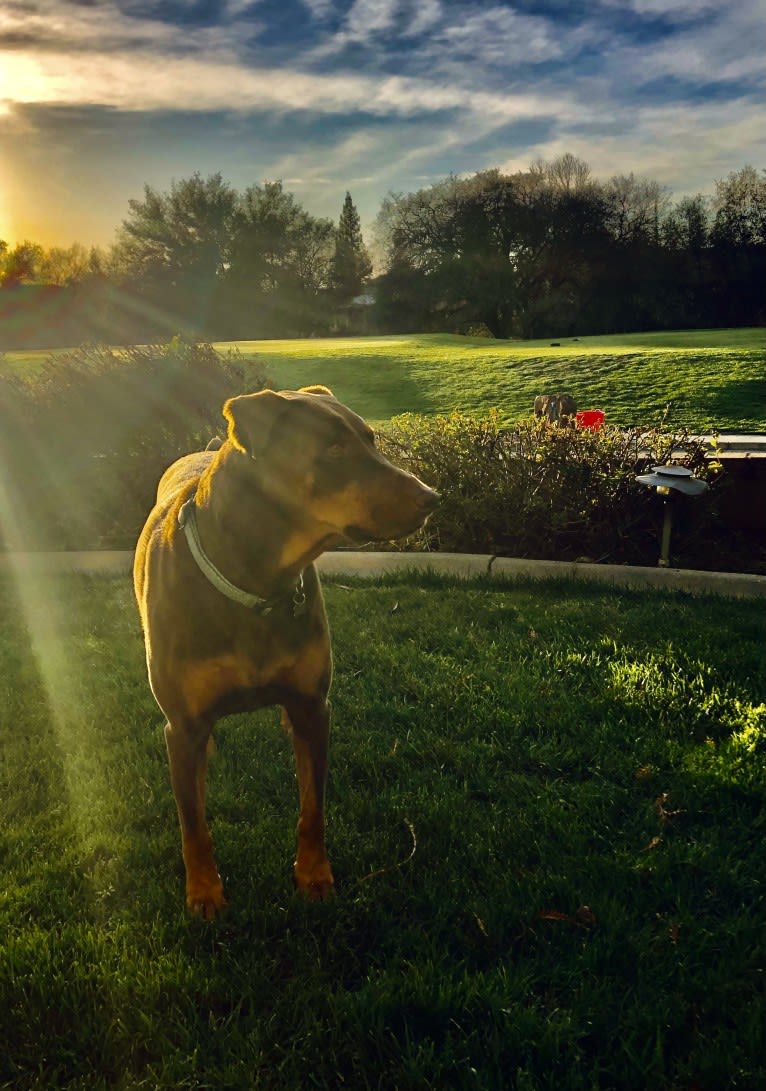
[0,157,763,348]
[0,180,372,348]
[374,158,766,338]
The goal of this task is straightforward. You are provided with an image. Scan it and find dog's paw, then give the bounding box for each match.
[294,865,335,901]
[186,878,227,920]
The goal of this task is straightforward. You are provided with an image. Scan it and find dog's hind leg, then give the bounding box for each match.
[282,701,335,900]
[164,717,226,919]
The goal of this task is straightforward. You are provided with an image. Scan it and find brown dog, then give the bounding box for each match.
[533,393,577,426]
[134,385,438,918]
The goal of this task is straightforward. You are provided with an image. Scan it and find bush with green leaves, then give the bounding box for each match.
[0,339,266,549]
[378,411,722,567]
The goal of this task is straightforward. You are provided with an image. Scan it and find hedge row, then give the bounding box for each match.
[0,343,744,570]
[0,340,263,550]
[377,411,726,569]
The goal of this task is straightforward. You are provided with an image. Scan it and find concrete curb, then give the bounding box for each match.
[1,550,764,599]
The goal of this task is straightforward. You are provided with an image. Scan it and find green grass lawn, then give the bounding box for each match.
[4,328,765,432]
[215,328,765,432]
[1,571,764,1090]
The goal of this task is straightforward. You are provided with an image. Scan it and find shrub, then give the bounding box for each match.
[377,411,722,567]
[0,339,266,549]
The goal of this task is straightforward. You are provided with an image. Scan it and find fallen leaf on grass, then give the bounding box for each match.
[528,628,538,642]
[391,601,400,613]
[539,909,570,922]
[641,835,663,852]
[655,792,687,823]
[574,905,597,927]
[539,905,597,929]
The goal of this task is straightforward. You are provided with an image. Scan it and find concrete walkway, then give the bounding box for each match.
[1,550,764,599]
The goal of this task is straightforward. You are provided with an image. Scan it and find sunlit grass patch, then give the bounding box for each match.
[4,328,764,432]
[213,328,765,432]
[1,571,764,1088]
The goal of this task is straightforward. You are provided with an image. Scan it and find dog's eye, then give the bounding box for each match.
[324,442,346,460]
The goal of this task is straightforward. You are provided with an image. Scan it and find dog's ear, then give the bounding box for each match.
[299,384,334,397]
[223,390,287,456]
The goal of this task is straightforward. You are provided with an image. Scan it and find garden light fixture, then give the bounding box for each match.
[635,465,708,567]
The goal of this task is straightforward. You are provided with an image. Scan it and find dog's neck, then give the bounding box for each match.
[191,443,339,598]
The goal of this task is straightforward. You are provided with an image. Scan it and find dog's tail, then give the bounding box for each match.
[205,436,224,452]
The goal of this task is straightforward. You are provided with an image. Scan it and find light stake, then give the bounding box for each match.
[635,465,708,567]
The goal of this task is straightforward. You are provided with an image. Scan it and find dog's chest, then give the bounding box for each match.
[179,632,330,719]
[180,652,282,716]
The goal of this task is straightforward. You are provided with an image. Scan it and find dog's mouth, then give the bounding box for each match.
[343,514,433,544]
[343,524,377,544]
[342,486,439,544]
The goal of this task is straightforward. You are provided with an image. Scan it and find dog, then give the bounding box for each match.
[134,385,438,918]
[533,393,577,426]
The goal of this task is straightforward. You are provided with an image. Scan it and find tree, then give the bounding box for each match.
[533,152,593,195]
[604,173,670,244]
[220,181,335,337]
[0,240,43,288]
[375,164,611,338]
[711,165,766,247]
[115,172,238,332]
[330,192,372,303]
[710,165,766,325]
[39,243,94,287]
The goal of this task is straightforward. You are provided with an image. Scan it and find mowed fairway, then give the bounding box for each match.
[4,328,763,432]
[213,328,765,432]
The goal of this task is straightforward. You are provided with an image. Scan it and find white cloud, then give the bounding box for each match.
[345,0,400,40]
[600,0,766,90]
[299,0,335,18]
[497,97,766,197]
[0,0,258,55]
[433,6,563,66]
[268,130,381,199]
[0,42,587,126]
[1,0,763,246]
[404,0,442,38]
[600,0,720,17]
[305,0,398,58]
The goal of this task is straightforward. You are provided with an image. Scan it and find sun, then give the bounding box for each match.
[0,53,53,106]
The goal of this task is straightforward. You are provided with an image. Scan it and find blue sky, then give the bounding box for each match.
[0,0,764,247]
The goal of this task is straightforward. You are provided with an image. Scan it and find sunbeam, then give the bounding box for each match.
[0,322,246,883]
[0,370,159,881]
[0,459,120,872]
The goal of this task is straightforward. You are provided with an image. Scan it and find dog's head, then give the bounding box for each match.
[222,386,438,544]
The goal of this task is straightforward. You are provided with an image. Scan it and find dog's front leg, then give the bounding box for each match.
[164,718,226,919]
[282,701,335,899]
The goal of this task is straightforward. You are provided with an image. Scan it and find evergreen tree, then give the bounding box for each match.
[331,192,372,302]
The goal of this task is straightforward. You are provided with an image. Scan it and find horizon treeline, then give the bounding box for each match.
[0,156,764,349]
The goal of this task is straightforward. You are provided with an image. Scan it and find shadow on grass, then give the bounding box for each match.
[702,377,766,431]
[2,573,765,1090]
[255,353,444,420]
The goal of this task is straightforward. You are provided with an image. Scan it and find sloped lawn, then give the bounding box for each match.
[5,328,765,432]
[1,571,764,1089]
